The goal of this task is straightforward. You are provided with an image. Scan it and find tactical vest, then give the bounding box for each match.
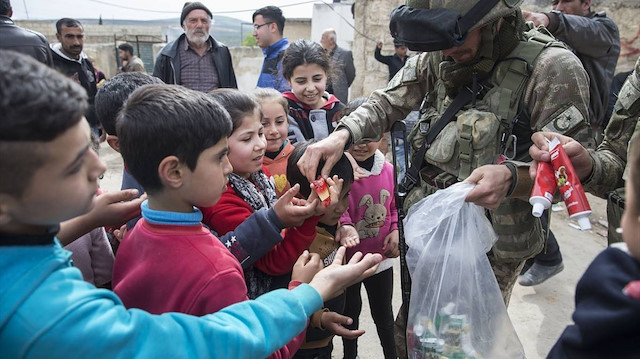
[405,27,565,261]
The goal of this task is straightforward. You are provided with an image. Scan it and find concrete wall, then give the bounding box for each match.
[522,0,640,73]
[229,46,264,92]
[284,18,312,42]
[14,20,163,44]
[311,2,355,50]
[350,0,404,99]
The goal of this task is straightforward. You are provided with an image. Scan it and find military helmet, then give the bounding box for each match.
[405,0,523,31]
[390,0,522,52]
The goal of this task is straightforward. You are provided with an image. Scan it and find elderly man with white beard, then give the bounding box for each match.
[153,2,237,92]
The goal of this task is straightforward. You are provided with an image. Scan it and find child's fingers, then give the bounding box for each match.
[279,183,300,203]
[295,250,311,266]
[331,246,346,266]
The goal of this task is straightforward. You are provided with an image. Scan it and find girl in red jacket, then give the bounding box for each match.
[201,89,332,299]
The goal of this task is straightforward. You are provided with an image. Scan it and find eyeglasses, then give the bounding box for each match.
[253,22,273,31]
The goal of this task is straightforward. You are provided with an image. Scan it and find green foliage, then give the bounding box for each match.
[242,33,257,47]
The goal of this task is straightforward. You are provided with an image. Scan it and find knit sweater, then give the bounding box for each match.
[340,150,398,264]
[264,141,295,198]
[113,201,307,358]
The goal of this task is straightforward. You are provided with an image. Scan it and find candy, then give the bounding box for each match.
[312,177,331,207]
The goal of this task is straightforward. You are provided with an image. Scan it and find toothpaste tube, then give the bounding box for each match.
[548,137,591,230]
[529,161,556,217]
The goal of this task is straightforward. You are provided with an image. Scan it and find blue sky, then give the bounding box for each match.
[11,0,320,21]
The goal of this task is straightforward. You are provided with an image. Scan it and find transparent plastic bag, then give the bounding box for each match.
[404,183,524,359]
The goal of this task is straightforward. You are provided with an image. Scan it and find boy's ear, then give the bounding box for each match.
[157,156,184,189]
[106,135,120,153]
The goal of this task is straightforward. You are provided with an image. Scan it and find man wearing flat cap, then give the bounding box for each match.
[153,2,237,92]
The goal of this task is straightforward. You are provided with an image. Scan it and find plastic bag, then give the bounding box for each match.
[404,183,524,359]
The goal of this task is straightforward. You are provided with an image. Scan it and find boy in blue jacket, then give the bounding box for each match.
[0,50,381,359]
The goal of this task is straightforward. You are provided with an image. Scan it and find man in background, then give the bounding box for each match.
[118,42,145,73]
[253,5,290,92]
[50,18,99,134]
[374,39,408,81]
[0,0,52,65]
[153,2,237,92]
[320,28,355,103]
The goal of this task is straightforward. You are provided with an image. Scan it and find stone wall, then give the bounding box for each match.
[14,20,164,45]
[350,0,404,99]
[350,0,640,100]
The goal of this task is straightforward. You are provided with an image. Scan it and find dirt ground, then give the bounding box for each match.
[99,143,609,359]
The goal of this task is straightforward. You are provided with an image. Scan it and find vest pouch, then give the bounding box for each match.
[490,198,544,261]
[454,108,502,180]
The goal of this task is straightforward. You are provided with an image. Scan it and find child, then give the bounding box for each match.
[63,132,114,288]
[282,39,345,145]
[254,87,295,197]
[0,51,382,358]
[547,134,640,358]
[112,83,319,358]
[287,142,362,359]
[96,73,300,269]
[201,89,325,299]
[339,135,400,359]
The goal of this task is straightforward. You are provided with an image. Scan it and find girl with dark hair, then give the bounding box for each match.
[282,39,345,145]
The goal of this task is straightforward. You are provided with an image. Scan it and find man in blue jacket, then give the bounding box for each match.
[253,6,290,92]
[153,2,237,92]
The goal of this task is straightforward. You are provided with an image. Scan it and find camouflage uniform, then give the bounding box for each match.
[338,29,592,302]
[583,56,640,243]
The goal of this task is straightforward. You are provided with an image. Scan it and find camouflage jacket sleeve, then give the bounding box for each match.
[336,53,434,143]
[583,57,640,198]
[524,46,593,147]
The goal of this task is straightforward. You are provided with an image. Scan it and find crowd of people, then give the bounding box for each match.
[1,0,639,358]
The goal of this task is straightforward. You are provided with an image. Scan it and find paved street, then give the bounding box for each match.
[99,143,609,359]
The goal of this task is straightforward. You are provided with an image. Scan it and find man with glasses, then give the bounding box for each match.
[153,2,237,92]
[253,6,290,92]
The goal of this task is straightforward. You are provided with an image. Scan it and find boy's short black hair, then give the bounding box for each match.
[117,84,232,194]
[252,6,285,35]
[117,43,135,56]
[95,72,164,135]
[286,140,354,198]
[0,50,87,196]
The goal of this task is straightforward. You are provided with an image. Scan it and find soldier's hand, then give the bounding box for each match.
[522,10,550,28]
[376,41,383,49]
[529,132,593,181]
[298,129,351,183]
[463,165,512,210]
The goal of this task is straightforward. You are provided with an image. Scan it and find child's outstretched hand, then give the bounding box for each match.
[309,247,382,301]
[320,311,366,339]
[309,175,343,217]
[274,184,320,228]
[383,229,400,258]
[292,250,323,284]
[335,225,360,248]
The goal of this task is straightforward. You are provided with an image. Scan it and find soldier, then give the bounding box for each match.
[530,55,640,245]
[297,0,593,356]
